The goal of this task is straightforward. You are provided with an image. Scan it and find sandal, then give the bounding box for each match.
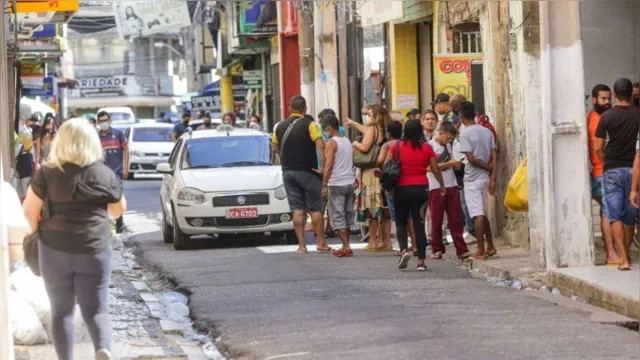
[485,249,497,259]
[468,253,486,261]
[430,252,443,259]
[316,246,333,252]
[297,248,308,254]
[618,264,631,271]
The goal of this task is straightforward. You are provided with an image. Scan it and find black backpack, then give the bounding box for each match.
[381,142,401,191]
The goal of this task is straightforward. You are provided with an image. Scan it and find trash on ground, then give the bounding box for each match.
[9,290,48,345]
[166,302,191,323]
[551,288,561,295]
[9,267,51,326]
[202,340,225,360]
[510,280,523,290]
[486,277,501,285]
[160,291,188,306]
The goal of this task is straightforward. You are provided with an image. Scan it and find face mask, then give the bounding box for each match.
[322,129,331,138]
[594,103,611,115]
[362,115,370,125]
[182,119,189,125]
[45,129,55,136]
[99,122,110,131]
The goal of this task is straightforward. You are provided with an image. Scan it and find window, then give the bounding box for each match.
[109,112,134,122]
[168,138,183,166]
[182,136,271,169]
[132,127,173,142]
[453,23,481,54]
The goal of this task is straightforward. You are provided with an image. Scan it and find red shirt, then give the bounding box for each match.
[390,141,436,186]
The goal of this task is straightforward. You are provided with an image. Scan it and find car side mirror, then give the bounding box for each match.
[156,163,172,174]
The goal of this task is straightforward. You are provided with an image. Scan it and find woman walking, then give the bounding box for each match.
[347,104,393,251]
[385,119,445,271]
[35,117,56,168]
[23,118,127,360]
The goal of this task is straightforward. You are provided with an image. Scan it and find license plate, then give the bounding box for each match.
[226,208,258,219]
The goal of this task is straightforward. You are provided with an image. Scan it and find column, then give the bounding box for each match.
[537,0,594,268]
[220,73,233,113]
[313,1,339,114]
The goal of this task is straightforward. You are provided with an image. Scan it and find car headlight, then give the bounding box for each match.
[177,188,206,204]
[131,151,145,157]
[274,184,287,200]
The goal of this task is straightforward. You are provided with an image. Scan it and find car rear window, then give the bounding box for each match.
[132,127,172,142]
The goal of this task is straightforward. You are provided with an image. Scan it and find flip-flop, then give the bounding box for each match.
[468,254,485,261]
[606,260,620,266]
[430,252,443,259]
[297,248,308,254]
[618,264,631,271]
[316,247,333,252]
[485,250,498,259]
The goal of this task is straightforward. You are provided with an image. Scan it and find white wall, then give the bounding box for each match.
[581,1,638,96]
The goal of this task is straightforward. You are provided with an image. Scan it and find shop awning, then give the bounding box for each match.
[9,0,79,24]
[67,96,179,109]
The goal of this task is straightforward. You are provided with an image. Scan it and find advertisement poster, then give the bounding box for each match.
[113,1,191,40]
[72,75,155,98]
[22,77,56,97]
[433,54,482,101]
[240,0,277,34]
[191,95,221,113]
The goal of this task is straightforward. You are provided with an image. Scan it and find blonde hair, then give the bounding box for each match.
[46,118,103,169]
[389,111,403,122]
[369,104,390,129]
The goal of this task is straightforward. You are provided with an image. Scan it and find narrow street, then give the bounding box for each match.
[124,179,640,360]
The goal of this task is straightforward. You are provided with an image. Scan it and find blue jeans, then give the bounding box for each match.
[603,168,638,226]
[459,188,475,235]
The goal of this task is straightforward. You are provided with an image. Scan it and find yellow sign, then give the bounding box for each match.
[21,63,44,77]
[9,0,79,13]
[433,54,482,101]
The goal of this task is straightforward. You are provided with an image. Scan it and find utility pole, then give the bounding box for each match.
[297,1,315,116]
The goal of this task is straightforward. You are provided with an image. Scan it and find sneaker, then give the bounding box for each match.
[96,349,113,360]
[398,252,411,269]
[417,263,427,271]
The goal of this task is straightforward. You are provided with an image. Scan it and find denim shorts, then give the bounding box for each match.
[602,168,638,226]
[282,170,324,213]
[590,175,603,198]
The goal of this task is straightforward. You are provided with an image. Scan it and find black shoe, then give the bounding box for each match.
[116,225,125,234]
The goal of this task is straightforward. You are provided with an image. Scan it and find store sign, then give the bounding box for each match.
[21,63,45,77]
[191,95,221,112]
[240,0,277,35]
[433,54,482,100]
[280,0,297,35]
[12,23,57,39]
[243,70,262,90]
[22,76,55,97]
[360,0,403,27]
[18,38,60,52]
[73,75,144,98]
[113,1,191,40]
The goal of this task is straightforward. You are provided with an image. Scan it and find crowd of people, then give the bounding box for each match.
[273,93,498,270]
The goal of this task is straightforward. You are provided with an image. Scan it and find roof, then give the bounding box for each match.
[186,127,268,140]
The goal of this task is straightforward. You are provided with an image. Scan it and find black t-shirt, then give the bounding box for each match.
[30,162,123,254]
[273,114,320,174]
[595,105,640,171]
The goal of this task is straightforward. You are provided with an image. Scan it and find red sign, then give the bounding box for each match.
[280,0,298,36]
[226,208,259,219]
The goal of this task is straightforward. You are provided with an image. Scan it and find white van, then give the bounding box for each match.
[97,106,136,124]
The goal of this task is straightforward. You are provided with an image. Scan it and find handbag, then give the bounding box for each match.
[353,127,381,169]
[23,169,52,276]
[381,141,401,191]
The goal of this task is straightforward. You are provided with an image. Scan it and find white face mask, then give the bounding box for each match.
[99,122,110,131]
[362,115,370,125]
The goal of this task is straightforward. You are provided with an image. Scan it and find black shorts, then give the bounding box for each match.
[282,170,323,213]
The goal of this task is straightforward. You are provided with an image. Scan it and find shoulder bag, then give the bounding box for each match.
[279,116,303,152]
[353,127,381,169]
[381,141,401,191]
[23,169,52,277]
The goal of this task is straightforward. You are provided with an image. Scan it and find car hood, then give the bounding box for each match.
[181,166,283,192]
[130,142,174,154]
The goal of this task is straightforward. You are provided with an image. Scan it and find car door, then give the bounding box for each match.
[161,138,183,218]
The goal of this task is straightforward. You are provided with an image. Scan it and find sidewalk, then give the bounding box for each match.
[442,240,640,322]
[14,234,213,360]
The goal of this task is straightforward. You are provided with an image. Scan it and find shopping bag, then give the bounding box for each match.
[504,156,529,212]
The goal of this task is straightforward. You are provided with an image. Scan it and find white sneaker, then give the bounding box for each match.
[96,349,113,360]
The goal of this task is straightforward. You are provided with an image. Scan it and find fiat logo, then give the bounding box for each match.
[237,196,246,205]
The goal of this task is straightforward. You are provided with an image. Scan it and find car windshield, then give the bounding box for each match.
[109,112,133,122]
[183,135,271,169]
[132,127,172,142]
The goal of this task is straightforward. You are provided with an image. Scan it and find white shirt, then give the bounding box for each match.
[427,139,458,190]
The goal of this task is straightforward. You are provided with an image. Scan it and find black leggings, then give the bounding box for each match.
[394,185,429,259]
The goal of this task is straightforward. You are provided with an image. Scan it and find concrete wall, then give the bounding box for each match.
[417,24,433,109]
[313,2,339,114]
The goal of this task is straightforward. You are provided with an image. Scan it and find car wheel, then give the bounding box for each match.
[172,206,190,250]
[284,230,298,245]
[162,205,174,244]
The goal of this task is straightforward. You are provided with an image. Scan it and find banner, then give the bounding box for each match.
[191,95,221,113]
[433,54,482,101]
[22,77,56,97]
[113,1,191,40]
[73,75,150,98]
[240,0,277,35]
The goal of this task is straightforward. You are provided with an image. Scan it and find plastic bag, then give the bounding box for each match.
[9,290,48,345]
[166,302,190,323]
[9,267,51,326]
[504,156,529,212]
[159,291,188,306]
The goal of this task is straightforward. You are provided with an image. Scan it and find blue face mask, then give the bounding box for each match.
[322,129,331,138]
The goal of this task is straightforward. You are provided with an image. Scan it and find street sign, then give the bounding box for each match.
[243,70,262,90]
[22,76,55,97]
[191,95,221,112]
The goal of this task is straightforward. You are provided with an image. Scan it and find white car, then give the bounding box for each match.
[126,123,175,179]
[98,106,136,123]
[156,126,295,250]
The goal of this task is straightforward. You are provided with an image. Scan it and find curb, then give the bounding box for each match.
[547,270,640,321]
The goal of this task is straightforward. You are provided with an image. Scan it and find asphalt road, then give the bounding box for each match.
[124,179,640,360]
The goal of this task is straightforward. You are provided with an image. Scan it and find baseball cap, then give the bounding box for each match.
[431,93,450,105]
[406,108,420,117]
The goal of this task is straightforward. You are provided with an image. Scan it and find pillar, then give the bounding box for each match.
[389,24,419,116]
[220,74,233,113]
[313,1,339,114]
[537,0,594,268]
[298,4,315,116]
